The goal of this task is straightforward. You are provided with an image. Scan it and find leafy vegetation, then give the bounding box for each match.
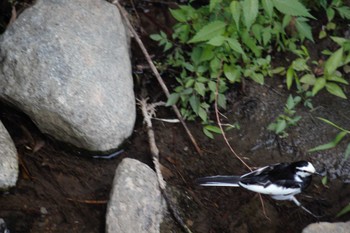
[317,0,350,39]
[287,37,350,99]
[336,202,350,218]
[267,95,302,137]
[151,0,315,124]
[151,0,350,137]
[308,117,350,160]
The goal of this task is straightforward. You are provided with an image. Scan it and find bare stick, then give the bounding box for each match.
[138,98,193,233]
[112,0,202,156]
[213,63,251,171]
[213,63,270,219]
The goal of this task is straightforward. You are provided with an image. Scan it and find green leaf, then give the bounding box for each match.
[195,82,206,97]
[286,95,294,109]
[330,36,348,46]
[224,64,241,83]
[208,81,217,93]
[295,17,314,42]
[164,42,172,51]
[336,203,350,218]
[289,115,301,125]
[207,35,226,46]
[282,15,292,28]
[205,125,222,134]
[321,176,328,186]
[203,127,214,139]
[169,8,187,22]
[226,38,245,54]
[250,72,264,85]
[324,48,344,75]
[272,0,314,18]
[242,30,261,57]
[292,58,309,71]
[150,34,163,41]
[242,0,259,30]
[317,117,350,133]
[345,143,350,160]
[286,67,294,89]
[199,46,214,62]
[327,75,349,85]
[325,82,347,99]
[185,79,195,88]
[198,107,208,122]
[326,7,335,21]
[300,74,316,85]
[308,131,347,152]
[319,30,327,40]
[166,93,180,106]
[218,93,227,109]
[276,120,287,134]
[230,1,241,30]
[189,95,200,114]
[262,0,274,18]
[271,66,285,74]
[252,24,263,43]
[210,0,221,12]
[262,28,272,46]
[191,46,202,65]
[188,21,226,43]
[312,77,326,96]
[210,57,221,73]
[337,6,350,20]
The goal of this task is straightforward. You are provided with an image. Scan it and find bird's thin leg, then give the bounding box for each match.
[291,196,321,218]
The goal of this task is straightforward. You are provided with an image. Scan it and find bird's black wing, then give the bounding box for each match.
[239,163,292,186]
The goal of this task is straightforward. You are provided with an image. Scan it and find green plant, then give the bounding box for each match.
[203,122,240,139]
[336,202,350,218]
[308,117,350,160]
[151,0,314,125]
[285,37,350,99]
[318,0,350,39]
[267,95,302,137]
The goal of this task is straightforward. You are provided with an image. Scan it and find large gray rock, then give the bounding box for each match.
[302,221,350,233]
[106,158,164,233]
[0,121,18,189]
[0,0,135,151]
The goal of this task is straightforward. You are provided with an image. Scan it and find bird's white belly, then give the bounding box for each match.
[239,182,300,196]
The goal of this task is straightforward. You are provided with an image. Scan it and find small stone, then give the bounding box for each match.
[302,221,350,233]
[106,158,164,233]
[0,121,18,189]
[40,207,48,215]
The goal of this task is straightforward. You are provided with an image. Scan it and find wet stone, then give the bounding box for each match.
[0,121,18,190]
[106,158,164,233]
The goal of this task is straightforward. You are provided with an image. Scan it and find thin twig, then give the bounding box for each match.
[112,0,202,156]
[213,62,251,171]
[137,98,193,233]
[213,62,270,219]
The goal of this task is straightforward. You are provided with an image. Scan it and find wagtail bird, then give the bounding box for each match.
[196,161,321,217]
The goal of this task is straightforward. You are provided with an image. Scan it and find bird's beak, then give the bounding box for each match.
[314,171,324,176]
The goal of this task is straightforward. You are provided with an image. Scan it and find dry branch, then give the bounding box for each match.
[137,98,193,233]
[112,0,202,156]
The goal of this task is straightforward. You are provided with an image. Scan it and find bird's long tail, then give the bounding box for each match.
[196,175,240,187]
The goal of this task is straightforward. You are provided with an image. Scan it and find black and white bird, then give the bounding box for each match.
[196,161,321,217]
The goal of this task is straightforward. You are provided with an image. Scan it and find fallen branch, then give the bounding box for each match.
[112,0,202,156]
[138,98,193,233]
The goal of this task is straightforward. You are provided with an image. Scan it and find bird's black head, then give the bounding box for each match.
[292,161,319,177]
